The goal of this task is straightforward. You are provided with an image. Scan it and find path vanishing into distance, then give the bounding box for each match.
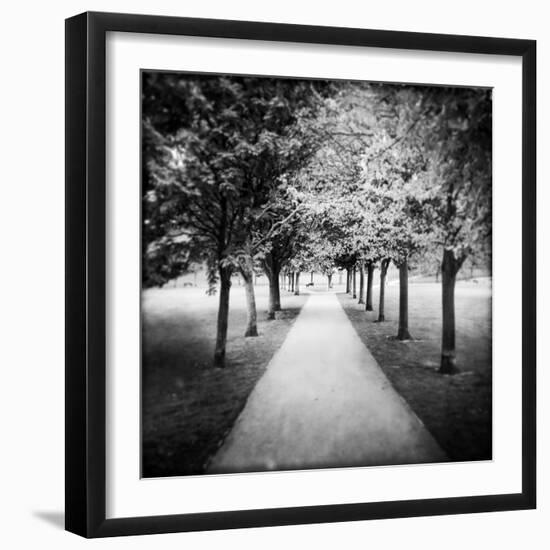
[207,291,446,474]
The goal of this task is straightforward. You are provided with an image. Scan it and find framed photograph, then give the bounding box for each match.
[65,11,536,538]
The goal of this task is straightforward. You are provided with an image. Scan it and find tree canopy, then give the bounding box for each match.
[142,73,492,371]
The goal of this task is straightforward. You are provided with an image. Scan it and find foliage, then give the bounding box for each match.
[142,75,492,371]
[142,73,338,289]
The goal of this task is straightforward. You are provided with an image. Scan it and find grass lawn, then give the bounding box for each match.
[338,280,492,462]
[142,283,307,477]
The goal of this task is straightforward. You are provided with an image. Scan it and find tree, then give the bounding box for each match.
[237,252,259,337]
[294,271,301,295]
[357,261,365,304]
[288,241,315,296]
[261,204,305,319]
[361,85,432,338]
[142,73,337,366]
[420,88,492,373]
[365,261,375,311]
[360,84,491,360]
[141,121,207,287]
[352,196,395,323]
[377,258,391,322]
[303,83,411,324]
[236,188,305,334]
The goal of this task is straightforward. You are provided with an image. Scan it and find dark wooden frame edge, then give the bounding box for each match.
[65,11,536,538]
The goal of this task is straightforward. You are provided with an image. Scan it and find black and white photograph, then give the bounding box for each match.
[141,72,492,478]
[0,0,544,544]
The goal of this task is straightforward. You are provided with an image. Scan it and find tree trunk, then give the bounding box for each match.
[294,272,300,295]
[274,272,281,311]
[435,265,440,283]
[291,272,295,293]
[327,273,333,290]
[266,266,281,320]
[440,249,461,374]
[310,271,314,284]
[358,262,365,304]
[213,267,232,368]
[366,262,374,311]
[397,258,411,340]
[352,267,357,299]
[240,264,258,338]
[346,269,350,293]
[377,258,390,322]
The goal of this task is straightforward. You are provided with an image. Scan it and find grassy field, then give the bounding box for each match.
[142,283,307,477]
[338,280,492,462]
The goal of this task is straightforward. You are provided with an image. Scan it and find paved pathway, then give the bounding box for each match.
[207,292,446,474]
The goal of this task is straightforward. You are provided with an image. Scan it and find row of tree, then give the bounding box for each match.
[142,74,491,373]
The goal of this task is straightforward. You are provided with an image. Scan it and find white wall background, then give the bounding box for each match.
[0,0,546,547]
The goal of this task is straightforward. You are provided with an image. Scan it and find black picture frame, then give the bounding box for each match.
[65,11,536,538]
